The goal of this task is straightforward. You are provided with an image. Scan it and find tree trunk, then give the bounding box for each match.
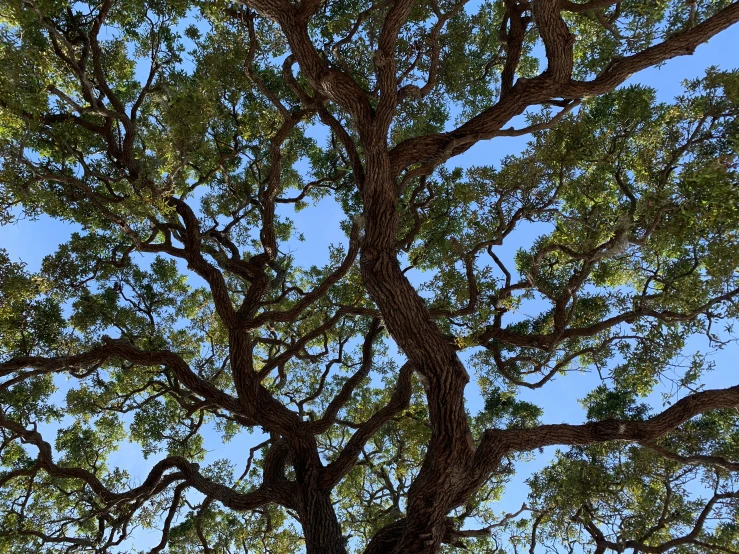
[358,148,478,553]
[229,331,347,553]
[298,487,347,554]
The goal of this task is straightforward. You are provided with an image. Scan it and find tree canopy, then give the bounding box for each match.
[1,0,739,552]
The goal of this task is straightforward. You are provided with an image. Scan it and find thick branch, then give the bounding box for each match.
[477,384,739,465]
[1,338,244,418]
[0,410,283,511]
[389,1,739,175]
[560,0,620,13]
[559,2,739,98]
[533,0,574,83]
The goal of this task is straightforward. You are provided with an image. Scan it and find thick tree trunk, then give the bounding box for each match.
[298,487,347,554]
[358,149,479,552]
[229,331,347,553]
[289,433,348,553]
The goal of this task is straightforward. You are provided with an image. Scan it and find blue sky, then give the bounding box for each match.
[1,17,738,552]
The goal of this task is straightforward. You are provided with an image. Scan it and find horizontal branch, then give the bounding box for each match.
[477,384,739,466]
[0,410,284,512]
[638,441,739,473]
[1,338,246,420]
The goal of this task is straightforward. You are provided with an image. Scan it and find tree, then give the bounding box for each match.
[1,0,739,551]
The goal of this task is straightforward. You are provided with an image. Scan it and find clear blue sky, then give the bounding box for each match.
[1,19,738,552]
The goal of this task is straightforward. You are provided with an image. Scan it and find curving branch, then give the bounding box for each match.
[638,441,739,473]
[310,318,383,432]
[533,0,575,83]
[389,1,739,175]
[575,490,739,554]
[320,362,414,489]
[477,383,739,465]
[1,338,244,418]
[247,220,362,328]
[0,410,285,512]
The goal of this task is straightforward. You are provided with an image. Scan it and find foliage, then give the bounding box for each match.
[0,0,739,552]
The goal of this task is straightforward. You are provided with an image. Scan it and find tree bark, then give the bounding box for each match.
[358,146,478,552]
[298,487,347,554]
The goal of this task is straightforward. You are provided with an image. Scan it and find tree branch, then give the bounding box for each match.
[0,338,245,418]
[389,1,739,175]
[477,384,739,464]
[320,362,414,488]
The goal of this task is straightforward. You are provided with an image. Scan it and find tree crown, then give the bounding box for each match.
[1,0,739,552]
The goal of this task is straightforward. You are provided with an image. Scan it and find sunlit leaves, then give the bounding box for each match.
[0,249,64,357]
[483,386,542,429]
[0,0,738,551]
